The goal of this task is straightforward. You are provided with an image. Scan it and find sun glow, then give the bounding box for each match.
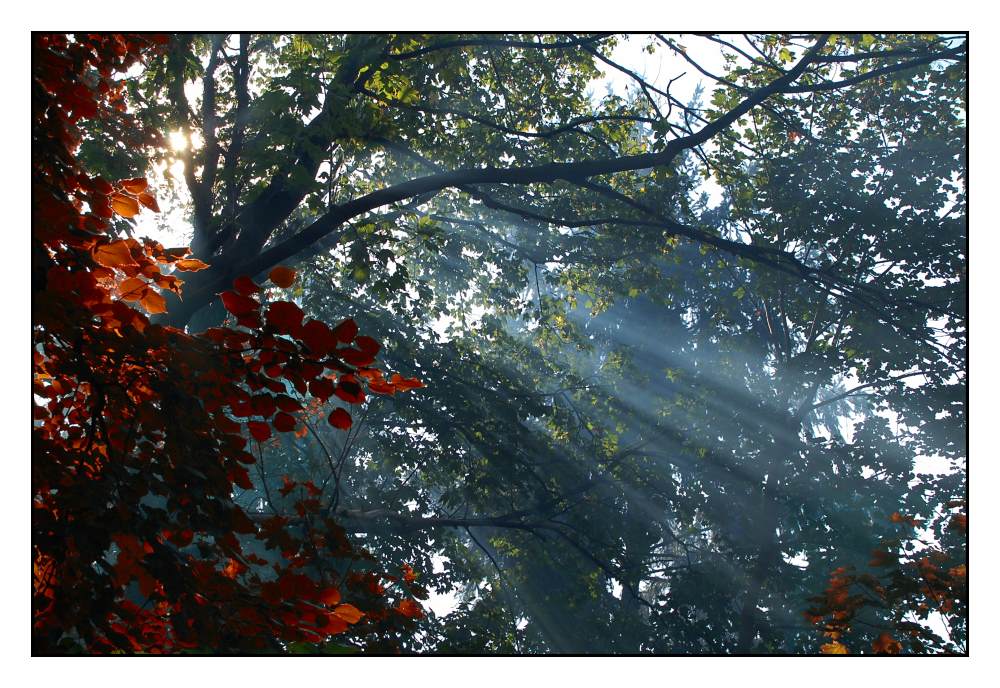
[168,130,188,151]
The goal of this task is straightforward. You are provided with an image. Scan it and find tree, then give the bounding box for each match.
[32,33,426,654]
[35,33,966,654]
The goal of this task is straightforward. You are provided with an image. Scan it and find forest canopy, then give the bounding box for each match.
[31,32,967,655]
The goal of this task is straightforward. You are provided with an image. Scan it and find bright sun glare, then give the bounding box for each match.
[168,130,188,151]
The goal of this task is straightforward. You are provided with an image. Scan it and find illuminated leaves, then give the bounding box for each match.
[137,192,160,212]
[268,266,296,288]
[93,240,137,268]
[110,192,140,218]
[820,641,848,655]
[330,603,364,624]
[174,258,210,271]
[118,277,147,302]
[140,288,167,314]
[119,178,148,194]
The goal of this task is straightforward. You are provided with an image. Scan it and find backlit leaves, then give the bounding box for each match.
[93,240,136,268]
[110,192,140,218]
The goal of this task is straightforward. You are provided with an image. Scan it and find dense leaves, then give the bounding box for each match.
[35,32,965,655]
[32,33,425,654]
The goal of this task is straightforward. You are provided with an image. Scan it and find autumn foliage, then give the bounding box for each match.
[32,33,425,654]
[805,504,968,655]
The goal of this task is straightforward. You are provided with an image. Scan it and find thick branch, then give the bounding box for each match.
[166,35,830,326]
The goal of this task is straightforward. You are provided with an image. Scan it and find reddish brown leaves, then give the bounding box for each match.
[328,408,352,430]
[872,633,902,655]
[221,290,260,316]
[233,276,261,296]
[332,318,358,343]
[140,288,167,314]
[247,421,271,442]
[268,266,296,288]
[396,599,424,619]
[301,319,337,355]
[265,301,304,334]
[272,412,296,433]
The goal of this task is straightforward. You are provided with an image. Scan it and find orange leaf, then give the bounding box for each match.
[110,192,140,218]
[137,192,160,212]
[328,408,352,430]
[119,178,149,194]
[140,288,167,314]
[268,266,296,288]
[118,277,147,302]
[331,603,364,624]
[93,240,137,268]
[820,641,848,655]
[174,258,210,271]
[396,598,423,619]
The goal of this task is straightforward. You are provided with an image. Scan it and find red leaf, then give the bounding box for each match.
[309,377,336,400]
[395,599,423,619]
[319,587,341,606]
[247,421,271,441]
[233,275,261,296]
[300,319,337,355]
[272,412,296,432]
[334,377,366,404]
[250,394,277,418]
[328,408,352,430]
[339,348,376,367]
[221,290,260,316]
[355,335,380,356]
[274,394,303,413]
[266,301,304,335]
[332,318,358,343]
